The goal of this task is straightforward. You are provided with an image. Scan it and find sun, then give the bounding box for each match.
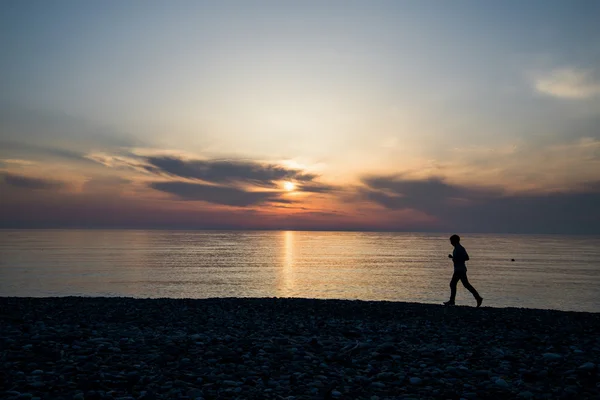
[283,181,295,191]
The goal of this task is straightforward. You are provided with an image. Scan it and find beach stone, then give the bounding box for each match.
[517,391,534,399]
[376,342,395,352]
[564,385,579,394]
[187,389,203,398]
[495,378,509,388]
[579,362,595,371]
[542,353,562,361]
[409,377,422,385]
[375,372,395,381]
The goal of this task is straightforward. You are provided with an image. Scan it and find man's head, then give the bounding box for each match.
[449,234,460,246]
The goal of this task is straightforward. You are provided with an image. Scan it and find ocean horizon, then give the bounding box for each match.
[1,229,599,313]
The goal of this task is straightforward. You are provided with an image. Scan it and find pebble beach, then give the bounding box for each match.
[1,297,599,400]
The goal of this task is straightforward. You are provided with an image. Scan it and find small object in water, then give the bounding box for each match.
[511,258,515,262]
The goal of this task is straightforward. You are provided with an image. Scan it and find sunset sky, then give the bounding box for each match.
[1,0,600,233]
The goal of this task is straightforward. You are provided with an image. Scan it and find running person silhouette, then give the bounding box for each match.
[444,234,483,307]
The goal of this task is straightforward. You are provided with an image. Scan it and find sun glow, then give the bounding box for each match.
[283,181,296,191]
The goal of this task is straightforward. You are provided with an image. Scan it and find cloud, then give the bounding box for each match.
[85,152,150,174]
[145,156,317,187]
[415,138,600,193]
[269,197,296,204]
[361,175,498,211]
[0,159,37,166]
[87,152,328,191]
[149,181,285,206]
[1,172,64,190]
[81,176,132,193]
[534,67,600,99]
[360,175,600,234]
[0,141,88,162]
[87,152,338,205]
[295,182,339,193]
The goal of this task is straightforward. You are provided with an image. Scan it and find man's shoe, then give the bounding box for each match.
[476,297,483,308]
[443,301,455,306]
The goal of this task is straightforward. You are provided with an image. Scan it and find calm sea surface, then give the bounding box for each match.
[0,230,599,312]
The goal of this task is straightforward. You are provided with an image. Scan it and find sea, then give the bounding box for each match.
[0,230,599,313]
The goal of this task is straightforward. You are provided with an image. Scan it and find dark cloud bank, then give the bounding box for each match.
[145,156,336,207]
[2,159,600,233]
[145,156,317,187]
[360,175,600,234]
[1,172,64,190]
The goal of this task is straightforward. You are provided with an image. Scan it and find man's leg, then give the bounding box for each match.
[446,272,460,305]
[460,273,483,307]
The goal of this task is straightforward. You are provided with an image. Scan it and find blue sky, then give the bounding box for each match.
[1,1,600,232]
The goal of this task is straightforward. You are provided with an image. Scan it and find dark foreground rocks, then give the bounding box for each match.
[1,297,599,400]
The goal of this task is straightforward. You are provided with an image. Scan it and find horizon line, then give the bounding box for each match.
[1,226,598,236]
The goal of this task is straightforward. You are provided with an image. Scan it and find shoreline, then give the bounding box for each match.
[2,295,600,313]
[2,295,598,315]
[2,297,599,399]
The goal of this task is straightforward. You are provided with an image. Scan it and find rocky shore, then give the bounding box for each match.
[1,297,599,400]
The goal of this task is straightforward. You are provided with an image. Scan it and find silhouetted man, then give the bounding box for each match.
[444,234,483,307]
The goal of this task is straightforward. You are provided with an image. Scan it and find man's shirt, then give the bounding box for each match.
[452,244,469,272]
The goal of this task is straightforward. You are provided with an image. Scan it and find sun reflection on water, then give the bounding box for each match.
[279,230,295,296]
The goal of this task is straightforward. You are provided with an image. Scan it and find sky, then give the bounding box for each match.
[1,0,600,233]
